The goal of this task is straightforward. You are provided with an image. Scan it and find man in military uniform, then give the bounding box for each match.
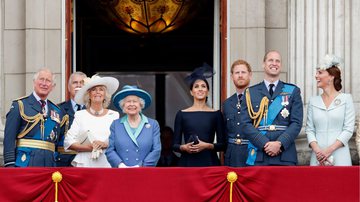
[222,60,252,167]
[56,72,87,167]
[240,50,303,166]
[3,68,62,167]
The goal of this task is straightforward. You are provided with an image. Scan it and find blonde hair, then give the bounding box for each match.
[84,85,111,109]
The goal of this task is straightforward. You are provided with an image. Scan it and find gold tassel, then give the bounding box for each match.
[227,171,238,202]
[52,171,63,202]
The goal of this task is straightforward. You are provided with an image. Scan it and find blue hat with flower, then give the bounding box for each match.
[112,85,152,110]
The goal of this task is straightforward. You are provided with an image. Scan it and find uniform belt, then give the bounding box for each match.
[258,125,288,131]
[57,146,78,155]
[17,139,55,152]
[228,138,249,145]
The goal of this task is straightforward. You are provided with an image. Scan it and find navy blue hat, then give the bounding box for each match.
[112,85,152,110]
[185,63,215,86]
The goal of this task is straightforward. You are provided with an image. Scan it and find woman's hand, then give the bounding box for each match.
[180,140,214,154]
[92,140,108,150]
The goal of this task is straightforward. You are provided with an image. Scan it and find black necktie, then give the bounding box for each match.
[269,84,275,97]
[76,104,82,111]
[238,94,243,104]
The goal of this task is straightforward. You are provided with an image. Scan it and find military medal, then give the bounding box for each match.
[281,95,289,106]
[334,99,341,106]
[50,110,60,123]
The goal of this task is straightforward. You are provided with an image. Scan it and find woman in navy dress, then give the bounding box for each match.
[173,64,225,166]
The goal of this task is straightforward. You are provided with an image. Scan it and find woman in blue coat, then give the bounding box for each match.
[106,85,161,167]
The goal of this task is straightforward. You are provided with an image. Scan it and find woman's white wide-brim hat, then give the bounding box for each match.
[112,85,152,111]
[74,74,119,105]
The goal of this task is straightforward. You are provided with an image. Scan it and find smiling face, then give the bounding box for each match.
[33,69,55,100]
[263,51,282,79]
[315,69,334,89]
[89,85,106,105]
[190,79,209,101]
[122,95,142,116]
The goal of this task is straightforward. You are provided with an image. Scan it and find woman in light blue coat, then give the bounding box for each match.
[306,54,355,166]
[106,85,161,167]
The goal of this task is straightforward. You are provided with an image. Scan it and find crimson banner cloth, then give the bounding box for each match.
[0,166,358,202]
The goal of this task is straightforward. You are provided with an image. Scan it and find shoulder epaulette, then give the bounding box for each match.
[13,95,29,101]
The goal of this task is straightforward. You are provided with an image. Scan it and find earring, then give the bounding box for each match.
[103,99,106,103]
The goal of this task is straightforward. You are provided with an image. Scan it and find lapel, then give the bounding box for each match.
[258,81,270,98]
[29,94,42,113]
[272,81,284,99]
[64,100,75,117]
[229,93,239,110]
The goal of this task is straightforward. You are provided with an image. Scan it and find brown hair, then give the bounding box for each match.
[231,60,252,74]
[326,66,342,91]
[263,50,281,62]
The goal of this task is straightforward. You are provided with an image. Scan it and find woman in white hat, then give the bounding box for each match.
[306,54,355,166]
[106,85,161,167]
[64,75,119,167]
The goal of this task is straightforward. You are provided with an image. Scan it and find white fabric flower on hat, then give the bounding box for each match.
[83,74,100,85]
[317,54,343,71]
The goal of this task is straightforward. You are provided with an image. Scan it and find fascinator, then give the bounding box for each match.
[185,63,215,86]
[317,54,343,71]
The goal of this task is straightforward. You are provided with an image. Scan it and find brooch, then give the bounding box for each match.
[145,123,151,128]
[334,99,341,106]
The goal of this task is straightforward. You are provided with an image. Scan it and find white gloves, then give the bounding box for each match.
[91,149,103,160]
[118,163,140,168]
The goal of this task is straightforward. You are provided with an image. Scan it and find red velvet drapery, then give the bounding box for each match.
[0,166,358,202]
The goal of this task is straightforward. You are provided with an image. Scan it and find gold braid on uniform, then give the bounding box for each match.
[17,100,45,138]
[60,115,70,136]
[245,88,269,128]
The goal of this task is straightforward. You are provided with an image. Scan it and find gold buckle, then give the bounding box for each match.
[269,125,276,131]
[235,139,242,144]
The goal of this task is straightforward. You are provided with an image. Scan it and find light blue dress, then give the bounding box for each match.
[306,93,355,166]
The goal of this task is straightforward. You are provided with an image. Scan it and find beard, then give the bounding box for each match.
[234,79,250,89]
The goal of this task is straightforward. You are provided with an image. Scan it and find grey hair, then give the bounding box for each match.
[119,96,145,113]
[83,85,112,109]
[68,71,87,90]
[33,68,56,86]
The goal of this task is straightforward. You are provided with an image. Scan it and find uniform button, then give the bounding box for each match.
[237,111,240,114]
[125,158,128,160]
[256,105,258,108]
[237,122,240,125]
[126,149,129,152]
[136,158,139,161]
[136,150,139,152]
[227,118,229,120]
[271,100,274,102]
[236,134,240,137]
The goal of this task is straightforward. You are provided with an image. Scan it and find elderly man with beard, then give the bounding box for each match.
[222,59,253,167]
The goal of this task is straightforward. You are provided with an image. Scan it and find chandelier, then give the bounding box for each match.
[96,0,196,34]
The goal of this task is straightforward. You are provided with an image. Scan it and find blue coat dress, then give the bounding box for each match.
[3,93,62,167]
[240,81,303,166]
[105,114,161,167]
[222,93,248,167]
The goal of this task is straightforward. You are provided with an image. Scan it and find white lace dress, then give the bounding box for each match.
[64,109,119,167]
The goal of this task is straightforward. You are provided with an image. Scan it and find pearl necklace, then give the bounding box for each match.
[89,107,104,116]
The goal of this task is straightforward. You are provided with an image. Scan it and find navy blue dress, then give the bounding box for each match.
[173,110,225,167]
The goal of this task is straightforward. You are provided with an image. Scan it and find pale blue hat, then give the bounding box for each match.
[112,85,152,110]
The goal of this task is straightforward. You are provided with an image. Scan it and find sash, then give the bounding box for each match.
[246,84,295,165]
